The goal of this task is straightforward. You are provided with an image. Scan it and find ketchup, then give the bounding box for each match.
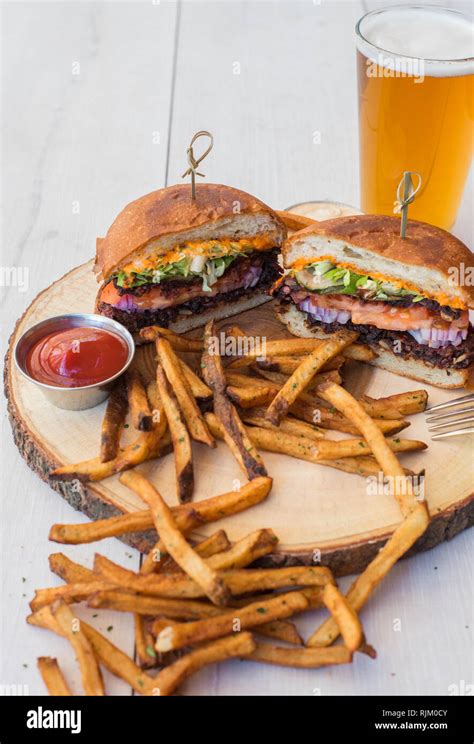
[26,327,129,388]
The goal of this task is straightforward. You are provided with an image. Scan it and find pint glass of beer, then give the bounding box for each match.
[356,6,473,230]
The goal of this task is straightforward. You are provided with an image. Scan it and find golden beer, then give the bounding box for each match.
[356,6,473,230]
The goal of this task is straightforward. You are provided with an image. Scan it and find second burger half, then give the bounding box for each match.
[95,183,286,334]
[272,215,473,388]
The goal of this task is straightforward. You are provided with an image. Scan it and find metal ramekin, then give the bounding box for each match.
[14,313,135,411]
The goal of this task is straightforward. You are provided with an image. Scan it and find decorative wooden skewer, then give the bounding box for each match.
[181,130,214,199]
[393,171,422,238]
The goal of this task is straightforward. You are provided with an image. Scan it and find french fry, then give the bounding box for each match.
[156,336,215,447]
[341,344,376,362]
[307,502,429,647]
[178,359,212,400]
[49,510,155,544]
[226,384,276,409]
[153,632,256,696]
[265,331,359,425]
[289,398,409,436]
[139,344,212,401]
[322,583,364,652]
[254,366,342,389]
[226,371,281,389]
[50,456,118,483]
[240,410,325,440]
[254,620,303,646]
[228,337,374,366]
[127,463,166,668]
[360,390,428,417]
[120,470,230,606]
[255,355,345,375]
[208,401,264,477]
[94,555,334,599]
[157,364,194,503]
[232,586,324,611]
[134,614,157,669]
[89,591,226,619]
[153,614,302,647]
[155,590,309,652]
[312,437,426,460]
[205,529,278,570]
[245,643,353,668]
[114,430,171,472]
[142,528,230,575]
[126,368,153,431]
[202,320,267,480]
[189,530,231,560]
[37,657,72,696]
[317,455,417,478]
[100,380,128,462]
[49,477,272,545]
[30,581,111,611]
[139,325,203,351]
[50,430,171,483]
[52,600,105,696]
[131,342,159,386]
[49,553,94,583]
[28,607,156,695]
[317,381,419,515]
[144,381,168,436]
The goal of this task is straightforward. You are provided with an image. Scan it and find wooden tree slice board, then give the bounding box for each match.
[5,260,474,575]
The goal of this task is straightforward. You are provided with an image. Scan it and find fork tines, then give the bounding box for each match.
[425,393,474,413]
[426,393,474,440]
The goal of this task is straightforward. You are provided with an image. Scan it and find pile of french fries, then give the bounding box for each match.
[32,321,430,695]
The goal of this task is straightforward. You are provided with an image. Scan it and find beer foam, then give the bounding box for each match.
[357,7,473,77]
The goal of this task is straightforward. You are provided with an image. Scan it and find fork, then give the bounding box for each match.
[425,393,474,440]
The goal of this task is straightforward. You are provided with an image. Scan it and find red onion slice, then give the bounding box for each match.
[114,294,138,312]
[408,327,466,348]
[299,299,350,325]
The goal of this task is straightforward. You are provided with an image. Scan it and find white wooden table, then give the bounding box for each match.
[1,0,472,697]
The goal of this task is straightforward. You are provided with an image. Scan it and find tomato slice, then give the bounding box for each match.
[307,293,468,333]
[100,282,122,305]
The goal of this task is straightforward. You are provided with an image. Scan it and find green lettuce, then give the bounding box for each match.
[115,254,241,292]
[296,261,424,302]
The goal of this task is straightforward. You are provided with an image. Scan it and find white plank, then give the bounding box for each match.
[167,0,365,208]
[1,0,178,695]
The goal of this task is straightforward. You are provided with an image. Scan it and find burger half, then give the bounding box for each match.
[95,184,286,334]
[272,215,473,388]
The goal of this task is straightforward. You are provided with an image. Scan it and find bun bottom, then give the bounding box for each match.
[97,291,271,340]
[276,303,470,389]
[161,292,271,334]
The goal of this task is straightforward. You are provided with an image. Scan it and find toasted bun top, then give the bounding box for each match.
[95,183,286,281]
[283,214,474,309]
